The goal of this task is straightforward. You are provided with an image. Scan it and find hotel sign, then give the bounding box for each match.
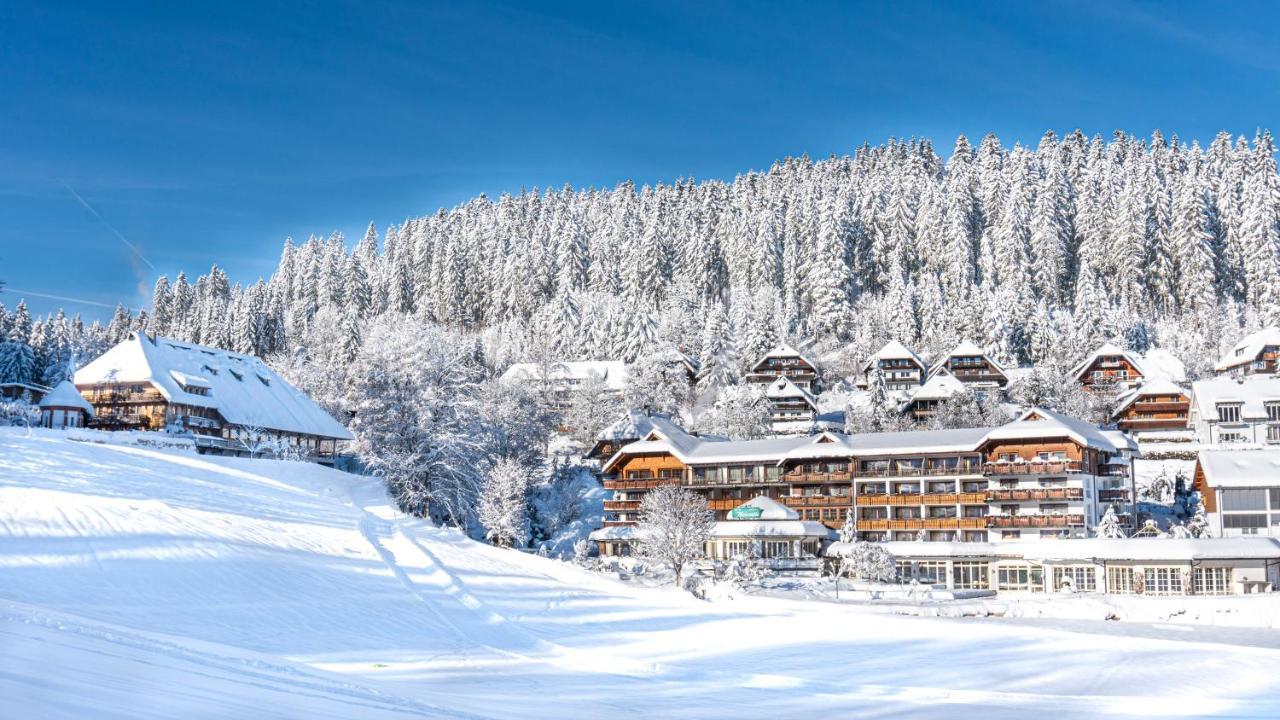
[729,506,763,520]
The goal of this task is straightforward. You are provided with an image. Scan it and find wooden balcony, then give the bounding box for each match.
[785,471,853,484]
[706,498,744,511]
[601,520,637,528]
[1099,489,1130,502]
[857,517,987,531]
[986,514,1084,529]
[781,495,853,509]
[983,460,1082,476]
[603,478,679,491]
[855,492,987,506]
[603,499,641,512]
[1132,400,1188,411]
[986,487,1083,502]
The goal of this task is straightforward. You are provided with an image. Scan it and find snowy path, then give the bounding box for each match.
[5,428,1280,718]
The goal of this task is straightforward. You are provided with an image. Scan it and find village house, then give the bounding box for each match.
[1188,375,1280,445]
[764,376,819,428]
[928,341,1008,393]
[1070,342,1146,391]
[1193,449,1280,538]
[900,370,966,420]
[744,343,819,392]
[1111,379,1191,434]
[0,381,49,404]
[589,407,1136,555]
[499,360,629,411]
[1214,327,1280,378]
[825,537,1279,594]
[73,332,353,462]
[38,379,94,429]
[862,340,927,392]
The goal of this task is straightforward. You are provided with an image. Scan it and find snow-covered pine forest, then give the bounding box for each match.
[5,129,1280,389]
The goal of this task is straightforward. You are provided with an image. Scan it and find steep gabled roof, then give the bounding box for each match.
[766,376,817,408]
[929,341,1007,377]
[1112,379,1190,416]
[750,342,818,372]
[981,406,1117,452]
[907,372,966,403]
[1069,341,1146,381]
[863,340,925,372]
[1216,327,1280,373]
[75,333,351,440]
[39,380,94,416]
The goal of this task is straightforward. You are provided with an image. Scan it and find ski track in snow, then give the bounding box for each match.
[5,427,1280,719]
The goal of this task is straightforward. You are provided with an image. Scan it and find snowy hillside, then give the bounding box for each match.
[6,428,1280,719]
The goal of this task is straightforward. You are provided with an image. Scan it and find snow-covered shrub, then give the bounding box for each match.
[839,542,896,583]
[477,458,531,548]
[1095,506,1127,539]
[637,485,714,586]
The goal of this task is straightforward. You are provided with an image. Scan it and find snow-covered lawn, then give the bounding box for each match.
[5,428,1280,718]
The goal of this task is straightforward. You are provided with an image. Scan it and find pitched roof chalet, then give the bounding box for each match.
[1216,327,1280,373]
[863,340,925,371]
[1190,375,1280,421]
[1069,341,1146,381]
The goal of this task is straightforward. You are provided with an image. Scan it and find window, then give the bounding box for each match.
[997,564,1043,592]
[1220,432,1245,443]
[1269,403,1280,422]
[229,369,243,381]
[1217,403,1242,423]
[1192,567,1231,596]
[764,466,780,482]
[1222,489,1267,511]
[1107,567,1135,594]
[1000,530,1021,540]
[257,374,271,387]
[1224,514,1267,531]
[952,562,989,590]
[762,541,791,558]
[1053,566,1096,592]
[1269,425,1280,444]
[914,561,947,584]
[1143,567,1183,595]
[1271,489,1280,510]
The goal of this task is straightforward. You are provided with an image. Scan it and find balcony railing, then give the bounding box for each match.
[601,520,636,528]
[603,478,679,491]
[706,498,745,511]
[985,487,1083,502]
[983,460,1082,476]
[1099,489,1130,502]
[857,517,987,531]
[856,492,988,506]
[986,514,1084,529]
[853,465,983,478]
[603,499,641,512]
[785,471,854,484]
[781,495,853,508]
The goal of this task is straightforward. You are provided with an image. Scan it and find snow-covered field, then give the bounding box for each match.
[6,428,1280,718]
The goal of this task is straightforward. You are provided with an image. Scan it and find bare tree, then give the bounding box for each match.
[637,485,715,586]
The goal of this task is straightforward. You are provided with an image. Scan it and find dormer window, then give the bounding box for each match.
[229,369,244,381]
[202,364,219,376]
[257,374,271,387]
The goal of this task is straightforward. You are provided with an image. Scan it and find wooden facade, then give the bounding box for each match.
[939,354,1007,388]
[1113,391,1190,432]
[1077,354,1143,390]
[745,347,819,391]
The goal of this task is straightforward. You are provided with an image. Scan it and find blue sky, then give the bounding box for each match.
[2,0,1279,321]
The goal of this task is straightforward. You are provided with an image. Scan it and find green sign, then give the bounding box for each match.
[729,506,763,520]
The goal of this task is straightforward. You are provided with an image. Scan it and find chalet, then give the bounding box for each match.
[901,371,966,420]
[705,496,833,573]
[585,410,668,461]
[499,360,628,411]
[1188,376,1280,445]
[74,333,353,461]
[0,382,49,404]
[38,380,94,429]
[1193,449,1280,538]
[1111,380,1191,434]
[744,343,819,392]
[929,341,1008,391]
[764,376,818,429]
[862,340,926,391]
[590,407,1133,555]
[1070,342,1145,391]
[1215,327,1280,378]
[826,537,1279,594]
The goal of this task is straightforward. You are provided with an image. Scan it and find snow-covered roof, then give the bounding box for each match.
[1113,379,1189,416]
[1215,327,1280,373]
[731,496,798,520]
[929,341,1007,376]
[766,376,817,407]
[712,519,834,539]
[38,380,94,416]
[595,410,665,443]
[1190,375,1280,421]
[1100,429,1140,454]
[1197,449,1280,489]
[1069,342,1145,381]
[863,340,924,371]
[74,333,352,440]
[588,526,640,541]
[750,342,818,372]
[907,371,966,403]
[982,407,1117,452]
[825,537,1280,561]
[500,360,629,390]
[1139,348,1187,383]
